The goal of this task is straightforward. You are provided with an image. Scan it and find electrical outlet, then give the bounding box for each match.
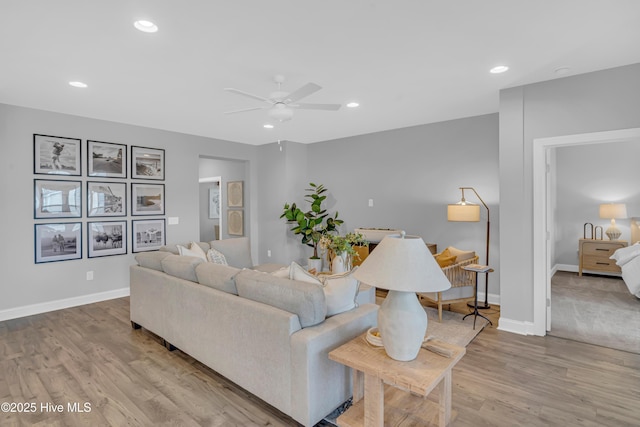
[86,271,94,281]
[368,199,374,207]
[267,250,272,257]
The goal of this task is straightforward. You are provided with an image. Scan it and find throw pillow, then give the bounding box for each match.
[318,268,360,316]
[435,249,457,267]
[289,261,322,285]
[177,243,207,262]
[270,265,291,278]
[206,248,228,265]
[445,246,475,262]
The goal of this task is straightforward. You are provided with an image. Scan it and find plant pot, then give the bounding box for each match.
[308,257,323,273]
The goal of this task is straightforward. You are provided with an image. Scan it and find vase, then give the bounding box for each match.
[331,252,346,274]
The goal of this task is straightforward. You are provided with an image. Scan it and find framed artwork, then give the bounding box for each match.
[33,134,81,176]
[227,180,243,208]
[34,179,82,219]
[34,222,82,263]
[132,219,166,252]
[88,220,127,258]
[131,146,165,180]
[227,209,244,236]
[87,181,126,217]
[209,186,220,219]
[87,140,127,178]
[131,183,165,215]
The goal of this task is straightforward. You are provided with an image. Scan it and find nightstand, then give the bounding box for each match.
[578,239,627,276]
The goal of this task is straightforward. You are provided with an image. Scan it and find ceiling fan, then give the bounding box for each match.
[224,75,341,122]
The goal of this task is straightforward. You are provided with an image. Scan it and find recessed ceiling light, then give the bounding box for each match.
[263,124,274,129]
[489,65,509,74]
[134,20,158,33]
[69,81,88,88]
[346,102,360,108]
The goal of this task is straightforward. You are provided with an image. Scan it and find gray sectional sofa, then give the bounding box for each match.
[129,238,378,427]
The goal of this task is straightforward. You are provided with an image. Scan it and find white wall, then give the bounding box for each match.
[0,104,257,320]
[499,63,640,332]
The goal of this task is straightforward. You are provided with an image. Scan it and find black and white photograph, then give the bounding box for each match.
[132,219,165,252]
[88,221,126,258]
[131,183,165,215]
[34,222,82,263]
[87,181,126,217]
[88,140,127,178]
[33,134,81,176]
[34,179,82,219]
[131,146,164,180]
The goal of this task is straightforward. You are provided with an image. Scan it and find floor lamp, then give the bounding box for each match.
[447,187,491,309]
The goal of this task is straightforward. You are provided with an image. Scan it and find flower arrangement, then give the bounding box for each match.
[319,232,369,269]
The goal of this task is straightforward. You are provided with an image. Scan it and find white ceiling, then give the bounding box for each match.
[2,1,640,145]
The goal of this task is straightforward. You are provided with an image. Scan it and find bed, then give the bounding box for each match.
[610,219,640,297]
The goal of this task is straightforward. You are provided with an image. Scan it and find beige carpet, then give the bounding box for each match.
[550,271,640,354]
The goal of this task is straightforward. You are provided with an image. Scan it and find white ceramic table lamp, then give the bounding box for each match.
[599,203,627,240]
[353,232,451,361]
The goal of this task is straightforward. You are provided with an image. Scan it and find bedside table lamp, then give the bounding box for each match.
[353,232,451,361]
[599,203,627,240]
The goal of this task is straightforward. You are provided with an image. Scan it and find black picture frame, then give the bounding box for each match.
[87,140,127,178]
[33,134,82,176]
[87,220,127,258]
[34,179,82,219]
[34,222,82,263]
[131,183,165,216]
[131,145,165,180]
[132,219,166,252]
[87,181,126,217]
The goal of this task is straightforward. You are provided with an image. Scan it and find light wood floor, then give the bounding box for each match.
[1,297,639,426]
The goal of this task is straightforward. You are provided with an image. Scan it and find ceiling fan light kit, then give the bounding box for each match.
[224,75,341,122]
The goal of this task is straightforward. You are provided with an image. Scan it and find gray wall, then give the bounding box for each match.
[554,141,640,266]
[499,63,640,325]
[0,103,257,319]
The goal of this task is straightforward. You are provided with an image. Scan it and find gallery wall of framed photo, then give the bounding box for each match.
[33,134,167,264]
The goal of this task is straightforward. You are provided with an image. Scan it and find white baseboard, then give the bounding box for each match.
[0,287,130,322]
[476,292,500,306]
[497,317,538,335]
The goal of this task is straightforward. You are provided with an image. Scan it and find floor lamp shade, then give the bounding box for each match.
[354,233,451,361]
[447,203,480,222]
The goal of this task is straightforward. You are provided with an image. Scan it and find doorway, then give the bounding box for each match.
[532,127,640,335]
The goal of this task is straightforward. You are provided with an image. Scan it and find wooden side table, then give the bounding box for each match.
[328,334,465,427]
[578,239,627,276]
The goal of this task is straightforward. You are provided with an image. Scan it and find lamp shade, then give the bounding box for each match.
[447,202,480,222]
[353,234,451,293]
[599,203,627,219]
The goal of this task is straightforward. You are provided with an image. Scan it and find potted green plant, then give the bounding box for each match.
[281,183,343,271]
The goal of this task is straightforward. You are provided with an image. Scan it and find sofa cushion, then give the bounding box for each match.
[196,262,241,294]
[161,254,203,282]
[177,242,208,261]
[161,241,211,255]
[235,269,327,328]
[206,248,228,265]
[135,251,172,271]
[210,237,253,268]
[290,262,360,316]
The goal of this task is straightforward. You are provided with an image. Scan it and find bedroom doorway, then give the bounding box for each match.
[532,127,640,336]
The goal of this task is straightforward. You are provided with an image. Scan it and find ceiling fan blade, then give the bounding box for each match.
[224,88,272,103]
[284,82,322,103]
[224,106,265,114]
[292,103,342,111]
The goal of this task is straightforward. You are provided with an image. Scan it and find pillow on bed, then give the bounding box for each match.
[610,242,640,267]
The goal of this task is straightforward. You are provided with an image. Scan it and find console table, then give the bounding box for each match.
[328,334,465,427]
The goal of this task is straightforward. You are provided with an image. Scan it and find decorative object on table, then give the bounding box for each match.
[227,180,244,208]
[227,209,244,236]
[34,179,82,219]
[34,222,82,263]
[131,183,165,215]
[33,134,81,176]
[280,183,343,270]
[448,186,492,309]
[594,226,604,240]
[353,232,451,361]
[131,146,164,180]
[583,222,594,239]
[87,220,127,258]
[599,203,627,240]
[87,181,126,217]
[319,232,368,273]
[132,218,166,252]
[87,140,126,178]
